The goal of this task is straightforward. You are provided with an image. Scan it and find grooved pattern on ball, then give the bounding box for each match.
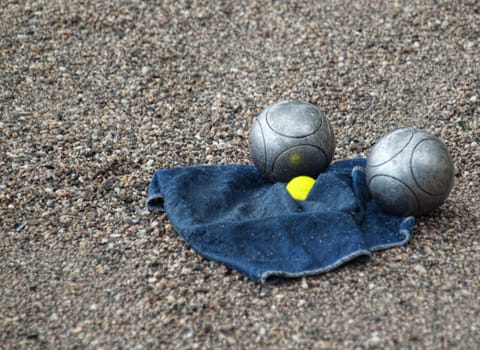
[367,128,414,167]
[266,101,323,138]
[272,145,327,182]
[248,120,267,175]
[369,175,419,216]
[324,120,336,162]
[411,138,454,196]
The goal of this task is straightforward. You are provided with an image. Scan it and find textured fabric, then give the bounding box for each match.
[147,158,415,283]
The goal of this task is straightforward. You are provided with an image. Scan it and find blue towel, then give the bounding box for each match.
[147,158,415,283]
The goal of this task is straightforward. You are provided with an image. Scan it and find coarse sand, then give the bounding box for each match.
[1,1,479,349]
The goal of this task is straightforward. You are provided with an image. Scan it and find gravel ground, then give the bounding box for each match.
[1,1,479,349]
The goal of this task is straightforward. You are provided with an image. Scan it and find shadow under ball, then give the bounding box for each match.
[248,100,335,183]
[366,127,455,217]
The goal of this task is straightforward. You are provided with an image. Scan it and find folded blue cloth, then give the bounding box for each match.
[147,158,415,283]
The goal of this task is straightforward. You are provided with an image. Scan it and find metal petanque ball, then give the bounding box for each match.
[366,127,454,217]
[248,100,335,182]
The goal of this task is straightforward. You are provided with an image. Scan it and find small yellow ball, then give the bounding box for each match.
[286,176,316,201]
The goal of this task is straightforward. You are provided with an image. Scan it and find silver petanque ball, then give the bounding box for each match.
[366,127,454,217]
[248,100,335,182]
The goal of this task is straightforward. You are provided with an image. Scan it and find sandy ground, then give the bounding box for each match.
[1,1,479,349]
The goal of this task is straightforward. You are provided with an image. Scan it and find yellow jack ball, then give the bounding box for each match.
[286,176,316,201]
